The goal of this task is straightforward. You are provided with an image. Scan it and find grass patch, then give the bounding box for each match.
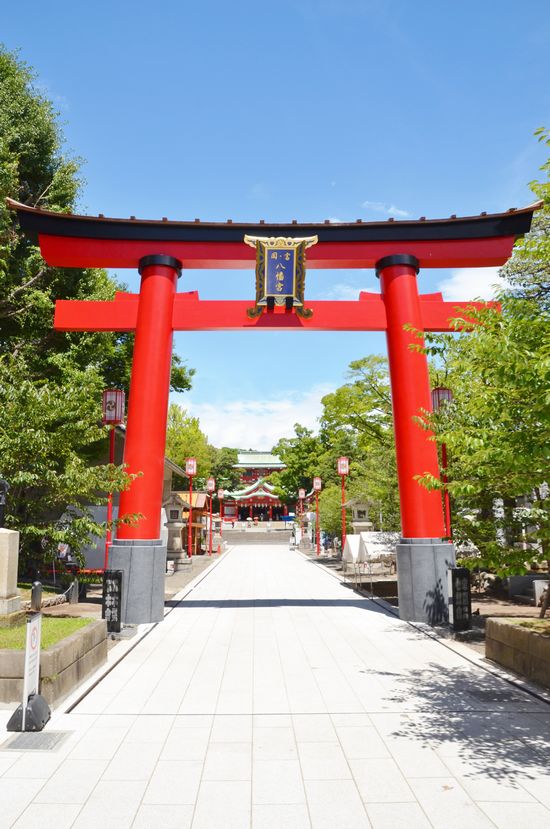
[518,619,550,636]
[0,617,93,650]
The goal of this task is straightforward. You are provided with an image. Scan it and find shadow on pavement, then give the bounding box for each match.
[166,597,391,612]
[372,661,550,780]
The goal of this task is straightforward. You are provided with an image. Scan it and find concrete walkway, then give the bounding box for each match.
[1,544,550,828]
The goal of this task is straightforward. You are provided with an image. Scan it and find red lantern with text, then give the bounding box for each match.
[337,457,349,549]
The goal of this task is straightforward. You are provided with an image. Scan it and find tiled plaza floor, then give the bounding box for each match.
[1,544,550,828]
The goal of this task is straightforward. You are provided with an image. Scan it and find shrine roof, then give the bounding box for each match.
[234,451,284,469]
[225,478,279,500]
[6,198,541,245]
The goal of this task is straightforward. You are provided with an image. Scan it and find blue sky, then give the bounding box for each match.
[4,0,550,448]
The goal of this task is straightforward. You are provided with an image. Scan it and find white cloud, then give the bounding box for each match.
[184,384,334,449]
[318,283,372,300]
[438,267,506,301]
[362,200,410,218]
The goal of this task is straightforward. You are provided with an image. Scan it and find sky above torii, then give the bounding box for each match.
[3,0,550,449]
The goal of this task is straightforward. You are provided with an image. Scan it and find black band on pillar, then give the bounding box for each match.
[138,254,183,276]
[375,254,420,278]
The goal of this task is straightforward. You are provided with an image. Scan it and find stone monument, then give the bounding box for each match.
[0,528,24,626]
[348,499,374,534]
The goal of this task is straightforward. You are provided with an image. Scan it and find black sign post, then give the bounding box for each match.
[447,567,472,632]
[102,570,123,633]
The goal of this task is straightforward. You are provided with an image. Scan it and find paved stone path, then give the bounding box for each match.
[1,544,550,828]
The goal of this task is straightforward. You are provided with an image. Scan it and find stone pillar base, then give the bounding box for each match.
[0,596,22,615]
[396,538,456,625]
[0,609,26,628]
[109,539,167,624]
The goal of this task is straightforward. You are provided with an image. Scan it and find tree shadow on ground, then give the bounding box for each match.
[364,660,550,780]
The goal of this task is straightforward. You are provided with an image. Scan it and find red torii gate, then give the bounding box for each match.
[8,199,539,624]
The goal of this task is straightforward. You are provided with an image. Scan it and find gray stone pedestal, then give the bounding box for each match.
[109,538,167,624]
[396,538,456,625]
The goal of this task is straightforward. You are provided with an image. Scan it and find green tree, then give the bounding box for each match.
[0,355,134,568]
[318,356,400,531]
[165,403,212,488]
[209,446,241,492]
[0,47,193,567]
[270,425,324,502]
[319,482,344,537]
[0,46,194,394]
[418,132,550,597]
[270,356,401,537]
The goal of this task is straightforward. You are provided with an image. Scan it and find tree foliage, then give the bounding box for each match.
[0,355,135,567]
[270,356,400,535]
[164,403,240,494]
[419,131,550,578]
[0,47,193,564]
[165,404,212,487]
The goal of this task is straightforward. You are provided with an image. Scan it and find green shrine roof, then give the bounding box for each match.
[225,478,280,501]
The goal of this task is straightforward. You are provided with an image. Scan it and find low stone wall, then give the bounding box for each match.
[0,619,107,705]
[486,618,550,690]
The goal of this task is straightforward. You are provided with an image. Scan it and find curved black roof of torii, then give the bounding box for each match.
[6,198,541,244]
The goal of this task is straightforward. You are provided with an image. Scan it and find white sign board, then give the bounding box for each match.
[359,531,399,561]
[343,535,363,564]
[22,612,42,730]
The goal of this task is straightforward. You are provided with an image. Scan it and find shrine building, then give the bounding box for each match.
[223,451,288,521]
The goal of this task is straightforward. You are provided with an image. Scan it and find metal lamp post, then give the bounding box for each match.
[185,458,197,557]
[207,477,216,555]
[102,390,125,570]
[431,387,453,539]
[313,477,322,556]
[337,457,349,549]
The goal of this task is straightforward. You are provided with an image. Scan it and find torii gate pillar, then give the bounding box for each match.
[109,255,181,624]
[377,255,454,624]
